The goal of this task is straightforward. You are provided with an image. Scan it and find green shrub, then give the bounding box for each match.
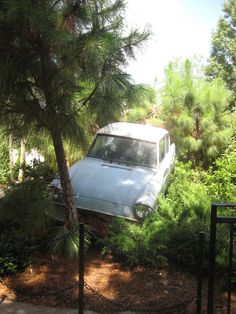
[23,160,55,183]
[101,162,229,270]
[124,107,148,123]
[101,216,170,266]
[0,177,91,274]
[0,178,55,275]
[203,141,236,202]
[0,131,10,183]
[0,257,17,275]
[0,179,55,238]
[162,162,210,222]
[49,224,91,258]
[0,232,39,275]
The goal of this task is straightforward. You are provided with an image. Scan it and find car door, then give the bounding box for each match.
[158,134,175,192]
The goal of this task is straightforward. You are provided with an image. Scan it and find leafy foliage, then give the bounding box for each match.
[0,0,150,134]
[0,179,55,238]
[159,59,233,168]
[101,165,210,267]
[101,216,170,266]
[0,129,10,183]
[49,224,90,258]
[0,0,150,224]
[0,175,91,274]
[203,140,236,202]
[101,162,229,270]
[0,232,39,275]
[206,0,236,108]
[0,257,17,276]
[122,84,157,123]
[0,178,53,275]
[23,160,55,183]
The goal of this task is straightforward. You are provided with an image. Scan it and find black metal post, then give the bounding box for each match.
[196,231,205,314]
[207,203,217,314]
[227,223,234,314]
[79,223,85,314]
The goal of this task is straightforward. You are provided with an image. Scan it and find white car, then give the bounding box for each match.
[51,122,175,221]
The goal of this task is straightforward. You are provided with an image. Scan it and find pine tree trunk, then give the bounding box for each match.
[51,129,79,225]
[18,137,26,182]
[8,132,14,182]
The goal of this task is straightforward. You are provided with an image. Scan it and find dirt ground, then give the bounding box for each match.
[0,249,234,314]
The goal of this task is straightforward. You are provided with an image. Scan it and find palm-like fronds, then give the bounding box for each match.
[49,224,90,257]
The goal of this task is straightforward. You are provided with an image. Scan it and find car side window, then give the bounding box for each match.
[165,134,170,153]
[159,137,166,163]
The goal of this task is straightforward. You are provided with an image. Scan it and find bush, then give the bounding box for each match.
[101,216,170,266]
[0,179,55,238]
[124,107,148,123]
[155,163,211,269]
[0,178,56,275]
[0,130,10,183]
[49,224,91,258]
[101,162,228,270]
[203,141,236,202]
[0,232,39,275]
[23,160,55,183]
[0,177,91,275]
[0,257,17,276]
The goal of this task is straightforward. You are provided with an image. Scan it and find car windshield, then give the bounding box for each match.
[88,135,157,168]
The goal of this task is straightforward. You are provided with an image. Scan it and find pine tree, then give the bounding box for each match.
[0,0,149,225]
[160,59,233,168]
[206,0,236,109]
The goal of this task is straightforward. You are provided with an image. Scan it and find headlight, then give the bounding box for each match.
[133,204,153,221]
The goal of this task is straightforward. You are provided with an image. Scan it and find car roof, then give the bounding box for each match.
[97,122,168,143]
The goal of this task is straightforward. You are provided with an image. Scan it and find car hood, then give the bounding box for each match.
[69,157,156,206]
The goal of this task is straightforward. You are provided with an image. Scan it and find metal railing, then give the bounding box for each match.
[3,203,236,313]
[207,202,236,314]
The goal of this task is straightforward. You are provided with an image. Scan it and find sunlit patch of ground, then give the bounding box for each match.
[0,250,234,313]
